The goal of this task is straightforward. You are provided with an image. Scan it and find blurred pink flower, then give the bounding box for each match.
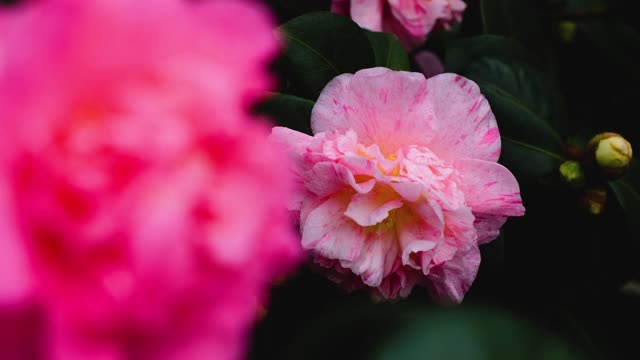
[272,68,524,302]
[331,0,466,49]
[0,0,301,359]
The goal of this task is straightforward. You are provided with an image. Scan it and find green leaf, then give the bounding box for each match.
[610,180,640,222]
[365,31,410,71]
[272,305,583,360]
[465,58,566,177]
[480,0,542,41]
[254,93,315,135]
[467,58,565,133]
[610,160,640,241]
[444,35,528,74]
[501,138,564,178]
[279,12,375,100]
[578,20,640,82]
[480,0,549,67]
[564,0,606,13]
[373,309,581,360]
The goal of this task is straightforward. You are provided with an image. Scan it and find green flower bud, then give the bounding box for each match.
[559,160,584,187]
[587,132,633,178]
[558,21,577,43]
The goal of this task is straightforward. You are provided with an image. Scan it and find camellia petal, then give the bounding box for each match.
[474,214,508,245]
[344,188,404,227]
[395,206,441,271]
[304,162,376,199]
[270,126,314,210]
[350,0,385,31]
[302,194,366,262]
[427,245,481,303]
[343,229,398,288]
[311,68,501,162]
[455,158,526,216]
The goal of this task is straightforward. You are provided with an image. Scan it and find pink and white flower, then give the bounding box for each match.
[331,0,467,49]
[272,67,524,302]
[0,0,300,359]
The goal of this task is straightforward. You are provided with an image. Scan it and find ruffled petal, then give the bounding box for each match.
[395,206,441,271]
[270,126,313,156]
[422,73,501,162]
[344,187,403,227]
[301,194,366,262]
[427,244,480,304]
[270,127,313,211]
[311,68,429,155]
[342,229,398,287]
[304,162,376,198]
[373,266,420,300]
[311,69,500,162]
[387,0,445,35]
[455,158,525,216]
[474,213,508,245]
[390,181,424,202]
[350,0,384,31]
[429,207,476,267]
[310,73,354,135]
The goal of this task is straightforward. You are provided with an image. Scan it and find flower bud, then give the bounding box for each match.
[557,21,577,43]
[583,187,607,215]
[559,160,584,187]
[587,132,633,178]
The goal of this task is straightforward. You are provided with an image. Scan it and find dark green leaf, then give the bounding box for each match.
[480,0,549,68]
[269,305,582,360]
[465,58,566,176]
[468,58,565,132]
[564,0,606,13]
[279,12,375,100]
[501,138,565,178]
[365,31,410,71]
[578,20,640,81]
[610,160,640,241]
[444,35,529,74]
[480,0,542,41]
[373,309,581,360]
[254,93,315,135]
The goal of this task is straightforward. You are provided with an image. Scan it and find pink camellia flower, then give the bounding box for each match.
[272,68,524,302]
[0,0,300,359]
[331,0,467,49]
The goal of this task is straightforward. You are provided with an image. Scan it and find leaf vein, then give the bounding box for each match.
[284,33,340,75]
